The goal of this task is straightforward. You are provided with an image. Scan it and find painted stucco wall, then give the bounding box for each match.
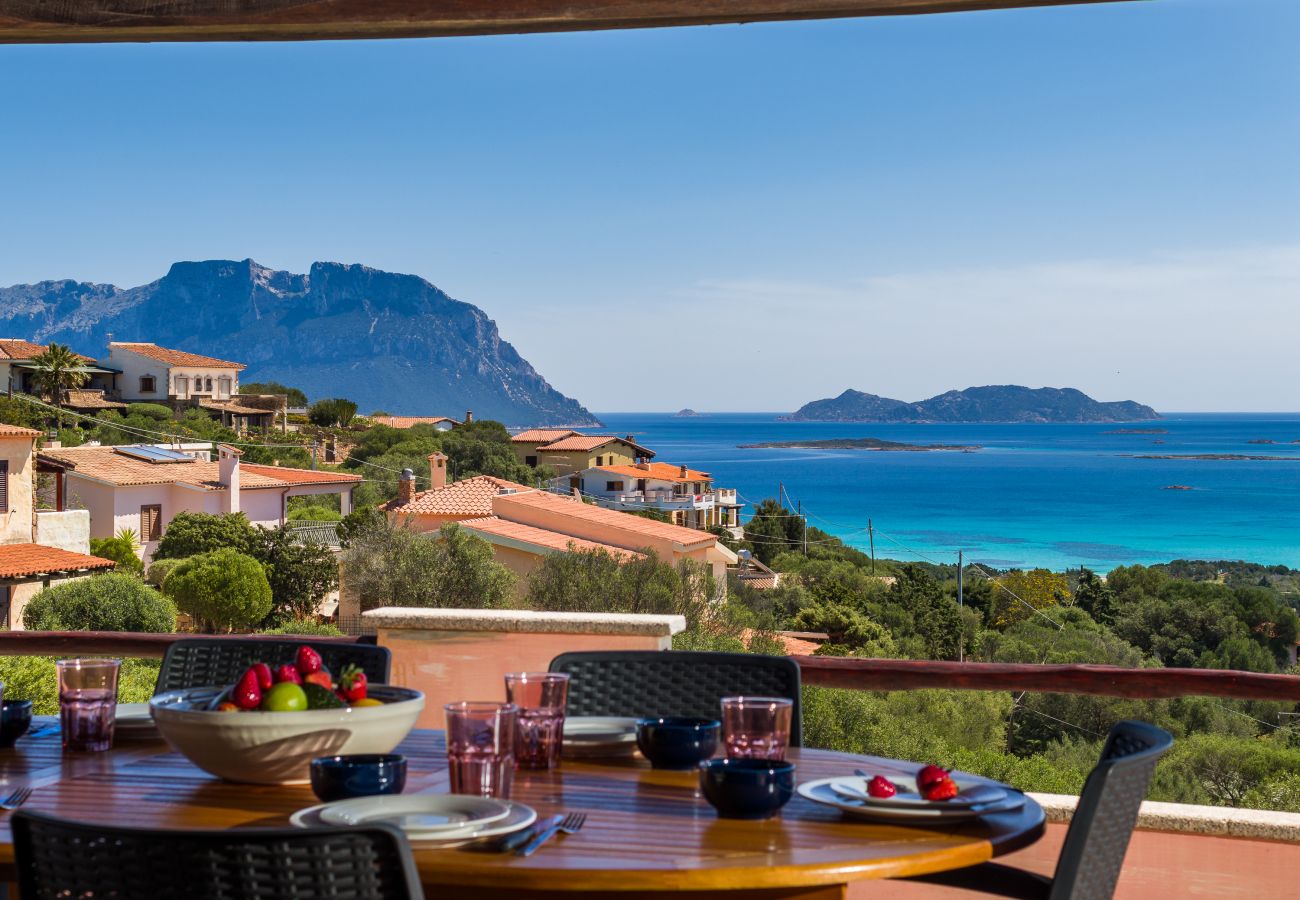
[34,509,90,553]
[0,435,34,545]
[240,489,286,529]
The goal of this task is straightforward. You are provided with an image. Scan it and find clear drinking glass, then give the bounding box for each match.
[504,672,570,770]
[720,696,794,761]
[57,659,121,752]
[444,701,518,798]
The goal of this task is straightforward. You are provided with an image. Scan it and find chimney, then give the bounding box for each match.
[625,435,635,443]
[218,444,242,514]
[464,409,473,424]
[428,451,448,489]
[637,461,650,471]
[397,468,416,505]
[679,464,688,479]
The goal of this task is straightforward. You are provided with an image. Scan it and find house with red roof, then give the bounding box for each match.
[555,460,744,532]
[39,442,361,561]
[0,424,116,629]
[0,339,121,403]
[383,453,737,595]
[510,430,654,476]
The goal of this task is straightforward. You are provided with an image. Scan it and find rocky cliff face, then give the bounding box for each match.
[786,385,1159,423]
[0,259,599,427]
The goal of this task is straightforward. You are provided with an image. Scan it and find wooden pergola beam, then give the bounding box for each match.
[0,0,1140,45]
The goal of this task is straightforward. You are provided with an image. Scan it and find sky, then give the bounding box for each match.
[1,0,1297,413]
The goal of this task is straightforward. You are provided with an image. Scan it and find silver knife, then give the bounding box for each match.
[515,814,566,857]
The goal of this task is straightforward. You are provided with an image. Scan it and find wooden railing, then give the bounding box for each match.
[2,632,1297,703]
[0,631,370,659]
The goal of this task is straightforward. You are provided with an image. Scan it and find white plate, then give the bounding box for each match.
[317,794,512,833]
[292,800,537,846]
[562,717,639,758]
[826,775,1008,810]
[798,778,1025,824]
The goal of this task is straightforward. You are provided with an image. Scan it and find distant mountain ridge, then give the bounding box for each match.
[0,259,599,427]
[785,386,1159,423]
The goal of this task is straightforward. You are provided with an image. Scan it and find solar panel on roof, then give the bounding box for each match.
[114,445,197,464]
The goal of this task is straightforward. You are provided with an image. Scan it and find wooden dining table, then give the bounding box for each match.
[0,720,1043,899]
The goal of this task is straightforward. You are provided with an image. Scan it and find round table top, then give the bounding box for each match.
[0,723,1044,896]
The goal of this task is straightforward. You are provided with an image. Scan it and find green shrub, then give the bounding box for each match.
[22,573,176,633]
[260,619,345,637]
[89,535,144,576]
[145,556,183,590]
[0,657,161,715]
[166,548,273,632]
[125,403,175,422]
[288,503,342,522]
[153,512,261,560]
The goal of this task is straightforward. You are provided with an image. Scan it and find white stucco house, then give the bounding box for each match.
[103,341,244,403]
[39,442,362,561]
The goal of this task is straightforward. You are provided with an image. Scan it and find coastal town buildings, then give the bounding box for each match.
[0,424,116,629]
[101,341,274,430]
[38,442,361,561]
[370,415,463,431]
[1,339,119,399]
[509,429,654,476]
[550,460,744,531]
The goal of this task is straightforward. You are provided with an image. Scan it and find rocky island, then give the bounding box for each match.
[784,385,1158,424]
[675,409,702,417]
[738,437,980,452]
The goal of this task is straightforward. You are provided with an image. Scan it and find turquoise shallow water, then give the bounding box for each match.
[581,413,1300,572]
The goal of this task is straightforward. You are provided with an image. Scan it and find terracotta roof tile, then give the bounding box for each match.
[538,435,655,456]
[493,490,716,548]
[386,475,532,517]
[594,462,711,483]
[458,516,643,560]
[0,424,41,438]
[0,340,94,362]
[111,342,245,370]
[0,544,116,579]
[511,429,581,444]
[372,416,460,429]
[40,445,352,490]
[241,464,362,486]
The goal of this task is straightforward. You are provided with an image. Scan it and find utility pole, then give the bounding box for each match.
[311,441,319,470]
[797,500,806,555]
[868,519,876,574]
[957,550,964,663]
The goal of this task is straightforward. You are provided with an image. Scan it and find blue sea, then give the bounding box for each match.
[579,413,1300,572]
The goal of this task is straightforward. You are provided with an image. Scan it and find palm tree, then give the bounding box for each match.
[30,343,89,431]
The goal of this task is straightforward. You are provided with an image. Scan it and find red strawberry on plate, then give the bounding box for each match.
[303,670,333,690]
[867,775,897,798]
[251,662,273,691]
[295,645,323,676]
[917,764,950,791]
[274,663,302,685]
[922,777,960,802]
[233,668,262,710]
[337,664,367,703]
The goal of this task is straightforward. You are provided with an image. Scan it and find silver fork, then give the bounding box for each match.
[0,787,32,811]
[516,812,586,857]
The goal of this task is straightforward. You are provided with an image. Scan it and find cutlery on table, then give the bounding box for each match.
[516,812,586,857]
[1,787,32,811]
[487,814,563,854]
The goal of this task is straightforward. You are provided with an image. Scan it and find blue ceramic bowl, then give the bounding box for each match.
[635,717,720,770]
[0,700,32,748]
[699,758,796,819]
[310,754,407,803]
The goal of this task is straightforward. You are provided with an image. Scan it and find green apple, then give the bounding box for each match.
[261,681,308,712]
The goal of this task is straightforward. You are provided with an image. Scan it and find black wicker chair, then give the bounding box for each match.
[12,811,424,900]
[902,719,1173,899]
[154,638,391,696]
[549,650,803,746]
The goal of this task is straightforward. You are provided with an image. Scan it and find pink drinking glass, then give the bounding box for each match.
[720,696,794,761]
[504,672,570,770]
[444,701,518,798]
[57,658,121,753]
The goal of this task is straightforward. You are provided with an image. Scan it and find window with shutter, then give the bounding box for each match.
[0,460,7,513]
[140,504,162,541]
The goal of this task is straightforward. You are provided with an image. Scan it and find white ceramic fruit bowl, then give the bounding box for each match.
[150,684,424,785]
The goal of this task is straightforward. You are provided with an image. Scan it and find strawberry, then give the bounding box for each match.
[922,777,959,802]
[274,663,302,685]
[251,662,273,691]
[337,664,367,703]
[867,775,897,799]
[232,668,262,710]
[303,670,333,691]
[295,645,323,676]
[917,765,950,791]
